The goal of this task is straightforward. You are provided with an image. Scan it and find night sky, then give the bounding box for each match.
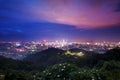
[0,0,120,41]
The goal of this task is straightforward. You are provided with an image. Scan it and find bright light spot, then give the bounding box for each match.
[65,51,85,57]
[31,49,36,52]
[87,42,90,45]
[76,52,84,57]
[15,43,21,46]
[65,50,73,55]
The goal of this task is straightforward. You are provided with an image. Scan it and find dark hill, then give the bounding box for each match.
[25,47,120,67]
[25,48,97,66]
[0,47,120,70]
[102,47,120,61]
[69,48,86,52]
[0,47,120,80]
[25,48,66,65]
[0,55,44,72]
[69,48,96,56]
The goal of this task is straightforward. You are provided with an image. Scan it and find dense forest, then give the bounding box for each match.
[0,47,120,80]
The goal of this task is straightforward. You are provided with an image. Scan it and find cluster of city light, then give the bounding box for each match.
[0,41,120,59]
[65,50,84,57]
[45,39,68,48]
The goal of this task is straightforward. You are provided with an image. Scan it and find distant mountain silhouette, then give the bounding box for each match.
[1,47,119,69]
[69,48,86,52]
[25,47,120,67]
[25,48,66,65]
[102,47,120,61]
[69,48,96,56]
[25,48,96,66]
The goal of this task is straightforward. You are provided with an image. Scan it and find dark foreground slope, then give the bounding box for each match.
[0,47,120,80]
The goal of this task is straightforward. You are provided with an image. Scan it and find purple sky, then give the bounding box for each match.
[0,0,120,41]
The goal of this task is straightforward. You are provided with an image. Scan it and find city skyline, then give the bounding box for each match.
[0,0,120,41]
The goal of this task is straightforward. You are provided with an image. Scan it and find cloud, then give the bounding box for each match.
[0,28,27,41]
[0,0,120,29]
[27,0,120,28]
